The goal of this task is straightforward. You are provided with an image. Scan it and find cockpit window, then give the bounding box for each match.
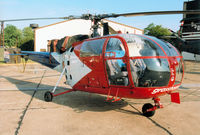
[175,58,183,84]
[121,34,165,57]
[130,58,170,87]
[105,38,125,58]
[150,37,179,56]
[80,39,106,57]
[106,59,129,86]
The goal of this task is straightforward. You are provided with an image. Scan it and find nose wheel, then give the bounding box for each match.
[142,103,155,117]
[142,97,163,117]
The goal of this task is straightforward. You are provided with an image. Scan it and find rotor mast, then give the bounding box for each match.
[91,19,101,37]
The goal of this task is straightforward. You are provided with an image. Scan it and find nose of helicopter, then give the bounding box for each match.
[120,34,184,88]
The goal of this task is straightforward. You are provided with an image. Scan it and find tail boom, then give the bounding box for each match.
[21,51,61,69]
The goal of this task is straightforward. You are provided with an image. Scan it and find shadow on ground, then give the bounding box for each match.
[0,75,138,114]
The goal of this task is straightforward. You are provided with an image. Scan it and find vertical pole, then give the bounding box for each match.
[0,22,2,47]
[0,22,5,48]
[2,22,4,48]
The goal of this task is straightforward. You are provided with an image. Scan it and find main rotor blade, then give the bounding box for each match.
[0,16,81,22]
[110,10,200,18]
[1,10,200,22]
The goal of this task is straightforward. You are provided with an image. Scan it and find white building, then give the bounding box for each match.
[34,19,143,52]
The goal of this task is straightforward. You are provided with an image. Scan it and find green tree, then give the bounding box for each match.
[144,23,171,38]
[4,25,22,47]
[20,27,34,51]
[22,27,34,42]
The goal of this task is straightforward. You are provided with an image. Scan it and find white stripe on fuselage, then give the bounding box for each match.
[65,51,92,87]
[50,51,91,87]
[51,52,65,73]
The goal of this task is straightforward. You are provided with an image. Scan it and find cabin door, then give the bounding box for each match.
[104,38,129,86]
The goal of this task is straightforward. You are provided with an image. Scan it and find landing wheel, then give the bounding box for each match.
[142,103,155,117]
[44,91,53,102]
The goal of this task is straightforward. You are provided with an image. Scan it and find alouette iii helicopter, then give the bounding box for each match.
[1,10,200,117]
[163,0,200,55]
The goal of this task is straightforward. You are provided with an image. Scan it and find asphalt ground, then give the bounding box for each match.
[0,61,200,135]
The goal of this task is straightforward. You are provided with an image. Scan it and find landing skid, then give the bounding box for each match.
[106,88,122,102]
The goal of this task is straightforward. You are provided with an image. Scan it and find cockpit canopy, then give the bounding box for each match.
[79,34,183,87]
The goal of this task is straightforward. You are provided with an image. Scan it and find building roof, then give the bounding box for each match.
[103,19,143,32]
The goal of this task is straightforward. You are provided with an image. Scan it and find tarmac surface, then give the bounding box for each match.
[0,61,200,135]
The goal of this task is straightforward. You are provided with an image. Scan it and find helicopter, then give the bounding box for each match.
[162,0,200,55]
[1,10,200,117]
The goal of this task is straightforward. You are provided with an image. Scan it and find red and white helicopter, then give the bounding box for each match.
[2,10,200,117]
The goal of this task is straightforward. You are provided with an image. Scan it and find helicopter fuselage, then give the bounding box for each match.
[23,34,184,100]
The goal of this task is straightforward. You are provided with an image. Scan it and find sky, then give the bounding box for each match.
[0,0,188,31]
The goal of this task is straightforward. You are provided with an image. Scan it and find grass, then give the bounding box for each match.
[0,61,6,64]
